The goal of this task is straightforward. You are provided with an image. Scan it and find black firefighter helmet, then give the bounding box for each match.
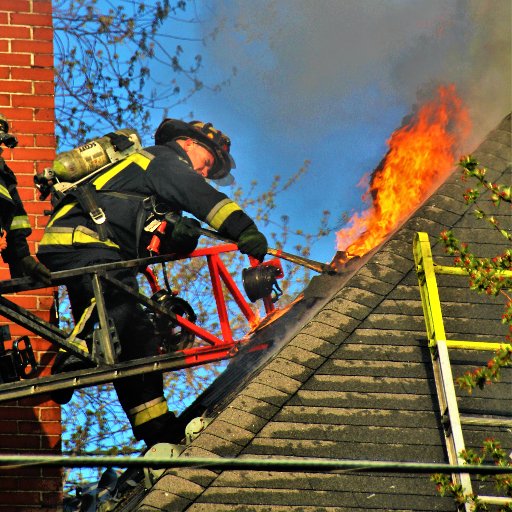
[154,118,235,182]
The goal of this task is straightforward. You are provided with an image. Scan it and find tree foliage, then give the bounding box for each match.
[434,156,512,509]
[52,0,233,147]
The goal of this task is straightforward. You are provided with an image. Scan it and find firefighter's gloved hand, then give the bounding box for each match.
[163,216,201,254]
[237,226,268,262]
[19,256,52,285]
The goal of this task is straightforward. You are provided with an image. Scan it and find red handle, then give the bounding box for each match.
[147,221,167,254]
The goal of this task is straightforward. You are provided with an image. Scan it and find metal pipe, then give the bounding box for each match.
[181,218,335,274]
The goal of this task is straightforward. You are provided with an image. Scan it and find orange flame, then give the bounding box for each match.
[336,84,471,259]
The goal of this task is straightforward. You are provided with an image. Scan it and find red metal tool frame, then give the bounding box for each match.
[141,243,283,368]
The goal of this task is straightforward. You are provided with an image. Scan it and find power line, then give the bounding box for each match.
[0,455,510,475]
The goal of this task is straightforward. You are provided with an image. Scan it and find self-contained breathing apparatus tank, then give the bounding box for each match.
[34,129,142,200]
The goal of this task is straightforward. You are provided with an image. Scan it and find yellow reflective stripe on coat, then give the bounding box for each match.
[128,397,168,427]
[39,226,120,249]
[206,198,243,231]
[9,215,30,230]
[0,184,12,202]
[47,202,78,228]
[93,151,154,190]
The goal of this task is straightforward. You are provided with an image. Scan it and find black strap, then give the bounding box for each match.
[105,132,134,152]
[70,183,111,242]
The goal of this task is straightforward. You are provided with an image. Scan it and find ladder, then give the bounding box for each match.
[413,232,512,511]
[0,245,280,402]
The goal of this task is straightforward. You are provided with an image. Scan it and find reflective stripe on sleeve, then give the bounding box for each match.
[9,215,31,230]
[206,199,243,231]
[0,184,13,202]
[127,397,169,427]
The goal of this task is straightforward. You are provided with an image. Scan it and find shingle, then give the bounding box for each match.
[197,483,450,509]
[153,474,204,499]
[136,489,191,511]
[241,381,292,408]
[344,273,396,295]
[302,374,434,395]
[274,406,441,428]
[317,359,432,379]
[298,320,351,344]
[252,369,302,395]
[357,262,407,283]
[323,297,373,320]
[276,344,327,369]
[358,312,426,331]
[423,193,468,215]
[227,395,280,420]
[313,309,362,331]
[243,438,447,462]
[330,341,431,363]
[205,420,255,446]
[343,328,427,345]
[374,298,424,316]
[287,333,341,357]
[415,204,462,226]
[219,407,269,434]
[332,286,384,308]
[472,152,511,172]
[473,139,511,159]
[258,422,444,446]
[164,468,218,487]
[188,432,245,456]
[404,215,451,233]
[264,356,316,382]
[288,389,436,411]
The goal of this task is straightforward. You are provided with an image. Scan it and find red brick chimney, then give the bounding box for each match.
[0,1,62,510]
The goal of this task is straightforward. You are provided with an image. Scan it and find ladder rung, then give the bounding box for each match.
[477,495,512,505]
[444,340,508,351]
[460,415,512,428]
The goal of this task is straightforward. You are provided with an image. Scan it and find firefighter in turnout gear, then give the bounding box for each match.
[0,115,51,284]
[37,119,268,446]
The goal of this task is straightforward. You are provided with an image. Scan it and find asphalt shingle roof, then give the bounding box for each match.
[131,113,511,512]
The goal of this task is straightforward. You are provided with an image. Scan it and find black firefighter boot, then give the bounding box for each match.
[50,350,94,404]
[138,411,189,448]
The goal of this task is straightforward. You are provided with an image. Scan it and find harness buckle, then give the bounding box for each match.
[89,208,107,225]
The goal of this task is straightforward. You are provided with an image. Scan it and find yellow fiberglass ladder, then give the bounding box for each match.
[413,232,512,511]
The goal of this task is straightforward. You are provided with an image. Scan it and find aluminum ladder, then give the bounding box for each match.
[413,231,512,511]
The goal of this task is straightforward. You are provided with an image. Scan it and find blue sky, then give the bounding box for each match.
[77,0,509,266]
[150,0,511,264]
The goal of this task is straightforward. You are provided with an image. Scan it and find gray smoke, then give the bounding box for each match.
[199,0,511,147]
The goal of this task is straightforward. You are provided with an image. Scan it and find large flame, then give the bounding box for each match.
[336,84,471,260]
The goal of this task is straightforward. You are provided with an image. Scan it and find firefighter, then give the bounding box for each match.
[36,119,268,446]
[0,142,51,283]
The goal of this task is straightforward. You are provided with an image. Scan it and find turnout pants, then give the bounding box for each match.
[40,251,181,446]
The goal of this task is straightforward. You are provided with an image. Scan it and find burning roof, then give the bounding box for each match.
[335,84,472,264]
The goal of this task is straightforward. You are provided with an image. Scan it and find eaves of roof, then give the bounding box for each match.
[132,113,511,512]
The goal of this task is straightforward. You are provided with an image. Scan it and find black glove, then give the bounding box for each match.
[237,226,268,262]
[161,216,201,254]
[18,255,52,285]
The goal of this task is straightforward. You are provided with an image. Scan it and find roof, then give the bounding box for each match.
[129,113,511,511]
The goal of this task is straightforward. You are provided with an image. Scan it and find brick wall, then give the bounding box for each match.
[0,1,62,510]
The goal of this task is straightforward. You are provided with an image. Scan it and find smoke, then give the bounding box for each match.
[200,0,511,145]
